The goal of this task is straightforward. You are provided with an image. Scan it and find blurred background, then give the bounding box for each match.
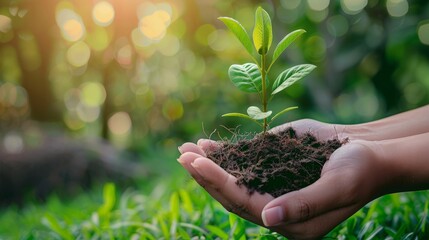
[0,0,428,204]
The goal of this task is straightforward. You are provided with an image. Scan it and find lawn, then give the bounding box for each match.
[1,171,428,239]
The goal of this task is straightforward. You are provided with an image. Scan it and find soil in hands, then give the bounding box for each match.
[206,127,345,198]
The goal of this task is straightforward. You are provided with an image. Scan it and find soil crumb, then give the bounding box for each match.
[206,127,344,198]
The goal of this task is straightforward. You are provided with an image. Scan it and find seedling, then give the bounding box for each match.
[219,7,316,133]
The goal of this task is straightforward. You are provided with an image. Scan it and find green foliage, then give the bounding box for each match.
[229,63,262,93]
[1,179,429,239]
[253,7,273,55]
[218,17,254,57]
[270,29,306,70]
[271,64,316,95]
[219,6,316,132]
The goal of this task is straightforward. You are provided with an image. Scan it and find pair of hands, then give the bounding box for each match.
[178,119,389,239]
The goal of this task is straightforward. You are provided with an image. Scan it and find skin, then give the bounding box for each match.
[178,105,429,239]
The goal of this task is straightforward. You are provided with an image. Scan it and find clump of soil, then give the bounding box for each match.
[206,127,344,198]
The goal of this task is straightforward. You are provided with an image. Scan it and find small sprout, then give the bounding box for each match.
[219,6,316,133]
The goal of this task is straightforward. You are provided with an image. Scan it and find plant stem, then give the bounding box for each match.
[261,54,268,133]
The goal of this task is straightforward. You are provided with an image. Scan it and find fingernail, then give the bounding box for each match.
[177,158,184,164]
[262,206,284,227]
[178,146,183,154]
[190,160,200,169]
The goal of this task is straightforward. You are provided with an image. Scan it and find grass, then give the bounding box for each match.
[0,172,428,239]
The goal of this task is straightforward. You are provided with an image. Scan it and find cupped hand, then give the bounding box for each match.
[261,140,386,239]
[178,140,275,226]
[178,119,388,239]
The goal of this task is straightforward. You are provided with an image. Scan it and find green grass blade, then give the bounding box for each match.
[366,226,383,240]
[170,191,180,223]
[179,189,194,214]
[42,214,74,240]
[229,213,246,240]
[98,183,116,217]
[157,215,170,239]
[206,225,229,240]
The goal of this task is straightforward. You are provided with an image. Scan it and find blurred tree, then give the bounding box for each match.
[6,0,60,122]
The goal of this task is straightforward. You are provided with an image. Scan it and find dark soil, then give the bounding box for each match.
[206,127,344,198]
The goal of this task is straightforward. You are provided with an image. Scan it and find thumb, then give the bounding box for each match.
[261,173,351,227]
[261,142,375,227]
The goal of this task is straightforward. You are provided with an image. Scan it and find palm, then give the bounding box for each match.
[179,119,381,239]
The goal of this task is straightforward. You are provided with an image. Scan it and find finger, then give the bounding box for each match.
[191,157,274,225]
[178,152,261,223]
[178,152,207,181]
[178,152,232,206]
[178,142,206,157]
[273,203,362,239]
[261,142,374,226]
[262,172,354,227]
[197,139,221,153]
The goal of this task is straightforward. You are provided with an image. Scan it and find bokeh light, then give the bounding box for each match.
[0,15,12,33]
[108,112,132,135]
[116,44,133,66]
[341,0,368,15]
[327,15,349,37]
[92,1,115,27]
[281,0,302,10]
[64,88,81,111]
[3,132,24,154]
[66,41,91,67]
[80,82,106,107]
[87,27,110,52]
[304,36,327,62]
[64,112,85,130]
[76,103,100,123]
[56,8,86,41]
[132,28,152,47]
[162,98,183,121]
[157,34,180,56]
[139,10,171,41]
[0,83,28,108]
[386,0,409,17]
[418,21,429,45]
[307,0,330,11]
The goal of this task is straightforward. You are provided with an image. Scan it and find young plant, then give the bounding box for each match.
[219,7,316,133]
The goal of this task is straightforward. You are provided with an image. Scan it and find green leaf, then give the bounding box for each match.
[271,64,316,95]
[98,183,116,217]
[228,63,262,93]
[270,106,298,122]
[271,29,306,67]
[229,213,246,240]
[222,112,263,127]
[206,225,229,240]
[247,106,272,120]
[178,189,193,214]
[253,7,272,55]
[42,214,74,240]
[169,191,180,223]
[218,17,254,57]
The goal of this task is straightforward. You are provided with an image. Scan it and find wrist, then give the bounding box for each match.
[375,133,429,193]
[341,123,376,141]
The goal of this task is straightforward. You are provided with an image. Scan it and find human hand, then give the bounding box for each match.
[178,140,275,226]
[178,119,394,239]
[260,140,387,239]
